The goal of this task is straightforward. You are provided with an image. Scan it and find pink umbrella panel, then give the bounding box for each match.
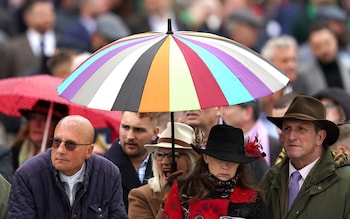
[0,75,121,141]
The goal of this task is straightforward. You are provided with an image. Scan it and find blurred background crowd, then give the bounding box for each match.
[0,0,350,184]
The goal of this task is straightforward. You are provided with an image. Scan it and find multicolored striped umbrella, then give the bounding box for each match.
[58,22,289,113]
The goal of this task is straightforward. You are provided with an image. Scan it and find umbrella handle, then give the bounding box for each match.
[41,102,54,152]
[170,112,177,173]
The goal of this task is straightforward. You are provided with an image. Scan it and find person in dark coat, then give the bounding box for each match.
[0,144,13,183]
[7,115,128,218]
[104,111,159,212]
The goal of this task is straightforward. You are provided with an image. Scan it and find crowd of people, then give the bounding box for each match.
[1,0,350,218]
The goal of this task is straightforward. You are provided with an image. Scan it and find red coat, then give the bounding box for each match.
[162,180,264,219]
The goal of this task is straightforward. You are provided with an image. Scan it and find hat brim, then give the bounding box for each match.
[145,142,193,152]
[19,109,63,121]
[191,145,258,163]
[267,115,339,146]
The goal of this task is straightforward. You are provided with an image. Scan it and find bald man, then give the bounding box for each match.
[7,115,128,218]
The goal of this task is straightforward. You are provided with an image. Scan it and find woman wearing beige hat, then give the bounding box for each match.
[128,122,200,219]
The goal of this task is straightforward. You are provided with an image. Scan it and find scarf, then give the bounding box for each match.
[206,172,237,199]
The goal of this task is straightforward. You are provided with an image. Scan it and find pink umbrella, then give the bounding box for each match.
[0,75,121,150]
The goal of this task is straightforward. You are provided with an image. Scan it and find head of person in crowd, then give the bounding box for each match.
[50,115,94,176]
[224,8,263,51]
[191,124,263,183]
[91,12,130,51]
[23,0,56,34]
[155,112,171,134]
[144,122,199,192]
[220,101,260,134]
[308,21,338,64]
[331,122,350,156]
[261,35,298,84]
[193,125,262,183]
[313,87,350,124]
[48,48,80,78]
[182,107,221,146]
[267,95,339,169]
[18,100,69,149]
[316,5,349,49]
[70,52,91,72]
[260,35,299,115]
[119,111,159,159]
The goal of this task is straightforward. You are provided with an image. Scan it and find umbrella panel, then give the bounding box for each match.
[0,75,121,139]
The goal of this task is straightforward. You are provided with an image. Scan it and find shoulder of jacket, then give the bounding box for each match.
[331,150,350,167]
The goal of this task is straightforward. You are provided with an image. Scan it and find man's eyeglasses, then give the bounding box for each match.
[152,151,182,162]
[49,138,91,151]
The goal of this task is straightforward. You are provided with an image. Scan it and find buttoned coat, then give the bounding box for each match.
[128,184,164,219]
[7,149,128,219]
[260,147,350,219]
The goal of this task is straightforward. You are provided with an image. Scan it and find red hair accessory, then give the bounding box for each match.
[245,135,265,158]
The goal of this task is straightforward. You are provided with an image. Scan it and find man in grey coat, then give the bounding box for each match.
[260,95,350,219]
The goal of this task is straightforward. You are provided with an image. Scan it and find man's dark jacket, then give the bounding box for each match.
[104,139,153,211]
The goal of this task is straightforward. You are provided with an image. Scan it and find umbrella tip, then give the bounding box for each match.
[167,18,173,34]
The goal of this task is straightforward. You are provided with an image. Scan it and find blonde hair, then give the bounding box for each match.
[148,149,199,192]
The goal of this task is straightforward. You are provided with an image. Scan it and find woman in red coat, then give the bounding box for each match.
[162,124,265,219]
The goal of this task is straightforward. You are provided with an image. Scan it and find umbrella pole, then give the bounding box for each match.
[170,112,177,173]
[41,102,54,152]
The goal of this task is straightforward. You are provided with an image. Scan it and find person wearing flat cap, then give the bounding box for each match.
[260,95,350,219]
[162,124,265,219]
[11,100,68,170]
[313,87,350,124]
[128,122,200,219]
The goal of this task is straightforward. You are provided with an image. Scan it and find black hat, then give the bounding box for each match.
[192,124,260,163]
[19,100,68,122]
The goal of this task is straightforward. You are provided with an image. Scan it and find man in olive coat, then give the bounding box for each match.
[260,95,350,219]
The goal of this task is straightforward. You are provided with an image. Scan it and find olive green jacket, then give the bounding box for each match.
[260,147,350,219]
[0,174,10,218]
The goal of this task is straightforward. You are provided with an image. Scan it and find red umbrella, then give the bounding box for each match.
[0,75,121,141]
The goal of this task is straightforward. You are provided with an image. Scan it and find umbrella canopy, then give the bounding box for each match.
[0,75,121,137]
[58,23,289,113]
[57,20,289,172]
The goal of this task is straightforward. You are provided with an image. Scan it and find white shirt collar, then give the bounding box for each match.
[26,28,56,57]
[289,157,320,182]
[59,162,85,184]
